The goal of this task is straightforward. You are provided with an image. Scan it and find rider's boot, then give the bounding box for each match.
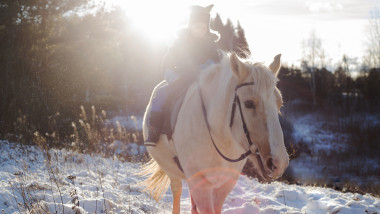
[144,111,164,147]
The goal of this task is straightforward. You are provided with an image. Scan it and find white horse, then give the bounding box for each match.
[141,52,289,214]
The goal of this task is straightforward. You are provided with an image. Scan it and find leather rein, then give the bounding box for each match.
[198,82,271,180]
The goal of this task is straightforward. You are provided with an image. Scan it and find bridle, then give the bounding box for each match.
[198,81,271,180]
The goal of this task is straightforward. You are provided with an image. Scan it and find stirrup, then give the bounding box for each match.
[144,141,158,147]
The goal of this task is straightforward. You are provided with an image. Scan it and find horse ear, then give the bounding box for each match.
[230,53,248,80]
[269,54,281,76]
[206,4,214,12]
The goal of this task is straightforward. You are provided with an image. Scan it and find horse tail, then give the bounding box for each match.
[139,158,170,201]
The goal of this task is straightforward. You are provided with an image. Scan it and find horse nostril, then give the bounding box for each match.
[266,158,277,172]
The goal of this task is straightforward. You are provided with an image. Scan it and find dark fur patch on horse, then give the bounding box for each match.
[173,156,183,172]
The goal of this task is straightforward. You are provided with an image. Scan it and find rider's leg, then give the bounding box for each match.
[145,83,169,146]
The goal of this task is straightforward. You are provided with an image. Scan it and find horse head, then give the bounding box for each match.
[229,53,289,180]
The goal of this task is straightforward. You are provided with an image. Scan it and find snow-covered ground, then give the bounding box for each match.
[1,140,379,214]
[290,114,349,154]
[286,113,380,186]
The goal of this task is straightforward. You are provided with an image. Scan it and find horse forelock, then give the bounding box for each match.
[249,63,278,97]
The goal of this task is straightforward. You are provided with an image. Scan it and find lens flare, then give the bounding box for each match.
[117,0,190,44]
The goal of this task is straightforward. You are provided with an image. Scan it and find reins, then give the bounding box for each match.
[198,81,271,180]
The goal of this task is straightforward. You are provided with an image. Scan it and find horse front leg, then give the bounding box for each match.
[188,181,215,214]
[191,194,199,214]
[170,177,182,214]
[213,179,237,214]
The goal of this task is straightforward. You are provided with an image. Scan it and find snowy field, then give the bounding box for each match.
[286,113,380,187]
[1,140,379,214]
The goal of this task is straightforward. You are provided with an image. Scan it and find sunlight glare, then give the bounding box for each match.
[117,0,189,44]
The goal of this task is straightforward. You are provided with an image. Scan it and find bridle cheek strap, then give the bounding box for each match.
[229,95,237,127]
[199,88,252,162]
[229,82,255,147]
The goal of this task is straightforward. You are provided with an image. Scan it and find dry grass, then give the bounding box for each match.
[3,105,148,213]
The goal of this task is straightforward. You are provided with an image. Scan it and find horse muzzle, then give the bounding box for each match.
[264,156,289,179]
[250,146,289,181]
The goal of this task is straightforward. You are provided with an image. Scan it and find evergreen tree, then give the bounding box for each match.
[211,14,251,56]
[217,18,234,51]
[210,13,223,33]
[234,22,251,58]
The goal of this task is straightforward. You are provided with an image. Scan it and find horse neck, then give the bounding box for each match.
[199,65,237,141]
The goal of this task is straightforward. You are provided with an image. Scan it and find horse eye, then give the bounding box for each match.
[244,100,256,109]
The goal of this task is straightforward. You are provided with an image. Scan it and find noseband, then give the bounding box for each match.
[198,82,271,180]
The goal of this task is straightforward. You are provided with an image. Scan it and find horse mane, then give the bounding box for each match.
[198,52,233,90]
[199,52,278,97]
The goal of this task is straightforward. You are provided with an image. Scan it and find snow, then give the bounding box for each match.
[108,140,146,156]
[109,115,142,131]
[1,140,379,213]
[290,114,349,154]
[286,113,380,187]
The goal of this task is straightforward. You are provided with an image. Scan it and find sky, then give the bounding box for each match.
[113,0,380,70]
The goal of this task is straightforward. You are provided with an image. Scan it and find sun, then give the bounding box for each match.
[116,0,190,44]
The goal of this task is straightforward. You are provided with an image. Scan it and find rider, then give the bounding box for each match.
[145,4,222,147]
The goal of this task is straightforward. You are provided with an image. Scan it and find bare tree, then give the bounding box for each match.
[302,30,324,106]
[364,7,380,68]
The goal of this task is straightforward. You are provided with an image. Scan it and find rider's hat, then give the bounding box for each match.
[188,4,214,30]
